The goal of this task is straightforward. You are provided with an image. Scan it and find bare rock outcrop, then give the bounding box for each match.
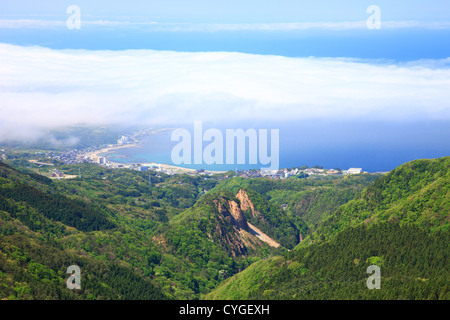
[236,189,260,218]
[227,199,249,231]
[214,198,249,231]
[213,193,282,252]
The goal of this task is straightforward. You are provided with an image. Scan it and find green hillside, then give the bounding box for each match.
[314,156,450,241]
[1,156,448,300]
[210,173,379,234]
[205,223,449,300]
[0,161,166,300]
[0,161,282,299]
[0,161,252,299]
[148,190,277,297]
[205,157,450,300]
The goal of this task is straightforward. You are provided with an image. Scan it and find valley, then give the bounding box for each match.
[0,155,448,300]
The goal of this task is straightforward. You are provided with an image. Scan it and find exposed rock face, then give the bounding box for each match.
[213,198,249,257]
[213,193,281,251]
[236,189,260,218]
[214,198,249,231]
[227,199,249,231]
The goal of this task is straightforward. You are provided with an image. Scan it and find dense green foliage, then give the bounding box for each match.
[0,161,272,299]
[0,162,166,299]
[207,223,449,300]
[0,183,115,232]
[315,157,450,241]
[236,187,305,249]
[206,157,449,300]
[211,174,380,231]
[0,230,166,300]
[1,155,448,300]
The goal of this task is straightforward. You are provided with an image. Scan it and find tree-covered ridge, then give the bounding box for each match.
[0,161,168,299]
[0,162,116,232]
[0,213,167,300]
[150,190,280,296]
[315,157,450,240]
[206,157,450,300]
[1,156,448,300]
[0,160,53,190]
[210,173,380,231]
[206,223,449,300]
[203,256,284,300]
[55,163,218,217]
[0,161,272,300]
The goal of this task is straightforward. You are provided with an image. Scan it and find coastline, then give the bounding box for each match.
[86,143,141,161]
[87,143,227,175]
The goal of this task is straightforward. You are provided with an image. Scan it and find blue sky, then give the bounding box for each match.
[1,0,450,22]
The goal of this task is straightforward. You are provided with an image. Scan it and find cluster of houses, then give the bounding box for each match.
[269,167,363,179]
[49,146,108,165]
[50,169,65,178]
[298,167,363,176]
[133,165,365,179]
[224,166,365,180]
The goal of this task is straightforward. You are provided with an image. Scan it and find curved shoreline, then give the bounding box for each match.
[87,143,227,175]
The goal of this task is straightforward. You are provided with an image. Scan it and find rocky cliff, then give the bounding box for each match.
[236,188,260,218]
[213,193,281,250]
[214,198,249,231]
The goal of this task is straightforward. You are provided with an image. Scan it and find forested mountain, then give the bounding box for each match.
[205,223,449,300]
[205,157,450,300]
[209,173,380,232]
[0,161,285,299]
[146,189,284,297]
[0,161,165,300]
[1,157,448,300]
[311,156,450,242]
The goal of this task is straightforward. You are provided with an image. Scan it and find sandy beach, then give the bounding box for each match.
[87,143,227,175]
[86,143,141,162]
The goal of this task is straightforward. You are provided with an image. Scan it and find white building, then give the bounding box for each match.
[117,136,130,145]
[346,168,363,174]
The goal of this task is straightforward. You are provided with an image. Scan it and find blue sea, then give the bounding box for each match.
[2,27,450,61]
[104,120,450,173]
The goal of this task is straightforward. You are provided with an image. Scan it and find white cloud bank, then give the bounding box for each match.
[0,43,450,142]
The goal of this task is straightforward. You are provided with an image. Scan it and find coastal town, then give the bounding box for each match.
[0,128,369,180]
[43,145,366,180]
